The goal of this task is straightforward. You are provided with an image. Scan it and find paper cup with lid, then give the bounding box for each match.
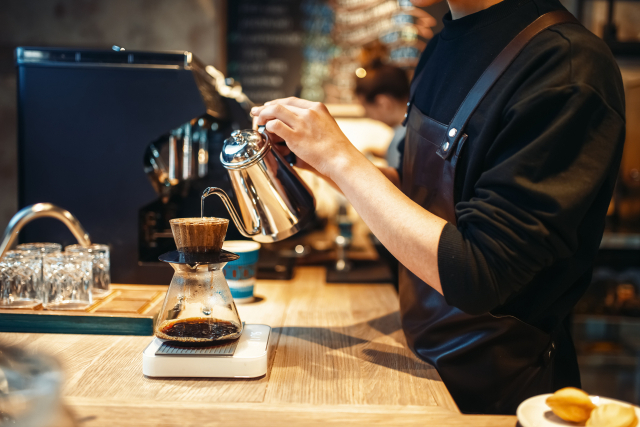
[222,240,260,303]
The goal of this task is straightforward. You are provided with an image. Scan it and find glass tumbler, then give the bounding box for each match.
[0,250,42,308]
[65,244,110,295]
[16,242,62,257]
[16,242,62,283]
[42,252,93,310]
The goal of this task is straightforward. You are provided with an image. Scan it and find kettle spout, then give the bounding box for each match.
[202,187,260,239]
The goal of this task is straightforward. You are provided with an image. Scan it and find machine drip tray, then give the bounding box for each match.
[143,324,271,378]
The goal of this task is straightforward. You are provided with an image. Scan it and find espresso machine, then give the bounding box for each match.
[16,47,252,284]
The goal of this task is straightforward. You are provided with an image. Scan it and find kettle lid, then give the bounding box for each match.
[220,129,270,169]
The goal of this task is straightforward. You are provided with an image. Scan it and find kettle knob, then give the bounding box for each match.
[220,129,270,169]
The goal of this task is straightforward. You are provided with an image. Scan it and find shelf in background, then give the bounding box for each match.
[600,232,640,250]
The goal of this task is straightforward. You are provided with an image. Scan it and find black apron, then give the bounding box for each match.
[399,11,582,415]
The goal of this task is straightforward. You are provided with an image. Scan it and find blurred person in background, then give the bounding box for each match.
[354,61,410,170]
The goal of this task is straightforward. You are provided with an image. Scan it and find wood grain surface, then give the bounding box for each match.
[0,267,517,427]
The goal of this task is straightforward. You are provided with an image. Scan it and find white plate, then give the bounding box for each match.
[517,393,640,427]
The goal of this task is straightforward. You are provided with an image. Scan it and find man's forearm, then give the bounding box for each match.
[329,148,446,294]
[378,166,401,188]
[298,157,401,192]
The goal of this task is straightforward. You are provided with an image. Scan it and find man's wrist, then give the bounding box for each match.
[326,145,368,188]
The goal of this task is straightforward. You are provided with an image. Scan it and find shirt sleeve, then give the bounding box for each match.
[438,83,625,315]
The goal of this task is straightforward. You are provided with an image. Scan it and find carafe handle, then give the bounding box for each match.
[202,187,260,238]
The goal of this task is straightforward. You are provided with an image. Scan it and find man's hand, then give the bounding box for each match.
[251,97,362,182]
[252,97,445,296]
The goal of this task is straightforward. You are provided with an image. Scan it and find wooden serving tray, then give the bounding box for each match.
[0,284,167,336]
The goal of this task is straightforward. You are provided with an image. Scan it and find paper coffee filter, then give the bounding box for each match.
[170,217,229,253]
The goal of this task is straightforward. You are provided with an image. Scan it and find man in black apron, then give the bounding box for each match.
[252,0,626,415]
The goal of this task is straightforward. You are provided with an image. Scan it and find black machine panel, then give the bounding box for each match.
[16,47,251,284]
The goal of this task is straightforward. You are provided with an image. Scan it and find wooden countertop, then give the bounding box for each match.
[0,267,517,427]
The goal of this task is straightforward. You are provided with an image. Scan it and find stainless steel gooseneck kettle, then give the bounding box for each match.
[202,129,316,243]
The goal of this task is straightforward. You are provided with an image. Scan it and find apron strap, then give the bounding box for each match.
[437,10,581,159]
[403,57,430,126]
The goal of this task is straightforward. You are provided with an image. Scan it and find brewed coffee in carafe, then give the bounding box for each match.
[155,217,243,343]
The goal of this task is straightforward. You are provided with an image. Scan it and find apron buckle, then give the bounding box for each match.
[436,140,453,160]
[437,131,466,161]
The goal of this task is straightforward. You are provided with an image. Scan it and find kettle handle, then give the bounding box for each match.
[202,187,260,238]
[258,125,297,166]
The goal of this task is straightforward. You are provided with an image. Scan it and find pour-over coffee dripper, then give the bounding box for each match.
[155,217,243,343]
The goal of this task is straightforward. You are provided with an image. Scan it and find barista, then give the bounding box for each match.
[252,0,626,415]
[354,61,410,169]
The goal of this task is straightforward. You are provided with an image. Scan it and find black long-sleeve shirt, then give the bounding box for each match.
[399,0,625,333]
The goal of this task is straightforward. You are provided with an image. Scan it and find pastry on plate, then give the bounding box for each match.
[587,403,638,427]
[546,387,596,423]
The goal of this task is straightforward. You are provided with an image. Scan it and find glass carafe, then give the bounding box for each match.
[155,258,242,342]
[155,218,243,343]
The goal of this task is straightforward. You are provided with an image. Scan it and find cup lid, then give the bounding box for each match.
[220,129,270,169]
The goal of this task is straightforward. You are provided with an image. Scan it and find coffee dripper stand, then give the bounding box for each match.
[142,248,271,379]
[143,124,317,379]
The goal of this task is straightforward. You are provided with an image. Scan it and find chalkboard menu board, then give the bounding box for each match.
[227,0,436,105]
[227,0,304,104]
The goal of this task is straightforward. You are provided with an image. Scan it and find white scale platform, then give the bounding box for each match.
[143,324,271,378]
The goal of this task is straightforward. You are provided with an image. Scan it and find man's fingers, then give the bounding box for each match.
[251,105,266,117]
[274,105,308,116]
[415,16,437,28]
[271,141,291,157]
[264,130,285,144]
[255,104,299,127]
[409,0,441,7]
[265,119,295,142]
[402,7,437,28]
[251,97,318,116]
[415,25,434,40]
[267,97,316,109]
[406,7,436,20]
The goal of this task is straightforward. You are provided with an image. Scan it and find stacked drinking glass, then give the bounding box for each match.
[0,242,110,310]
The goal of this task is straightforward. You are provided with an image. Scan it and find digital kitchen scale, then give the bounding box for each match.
[142,324,271,378]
